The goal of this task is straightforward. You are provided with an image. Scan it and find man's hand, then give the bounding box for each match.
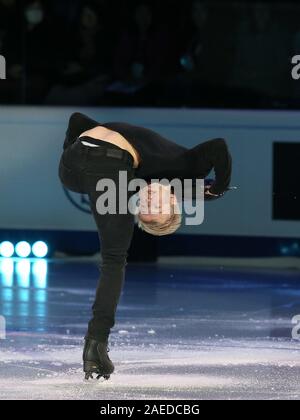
[204,185,224,201]
[204,186,219,197]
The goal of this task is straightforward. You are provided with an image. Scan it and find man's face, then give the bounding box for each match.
[138,183,174,225]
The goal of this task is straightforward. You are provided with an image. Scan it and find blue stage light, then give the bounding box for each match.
[0,241,15,258]
[15,241,31,258]
[280,247,288,255]
[32,241,48,258]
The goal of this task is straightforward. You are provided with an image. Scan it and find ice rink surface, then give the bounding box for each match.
[0,258,300,400]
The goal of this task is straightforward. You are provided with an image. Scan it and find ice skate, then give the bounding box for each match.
[83,338,114,381]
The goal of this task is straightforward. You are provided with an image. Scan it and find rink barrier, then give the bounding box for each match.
[0,228,299,258]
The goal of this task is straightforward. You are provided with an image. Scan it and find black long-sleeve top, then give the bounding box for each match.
[64,112,232,196]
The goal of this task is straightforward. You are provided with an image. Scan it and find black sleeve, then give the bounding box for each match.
[186,138,232,196]
[209,139,232,195]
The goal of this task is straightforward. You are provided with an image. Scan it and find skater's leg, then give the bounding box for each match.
[83,170,136,342]
[81,171,135,379]
[59,139,136,378]
[87,197,135,341]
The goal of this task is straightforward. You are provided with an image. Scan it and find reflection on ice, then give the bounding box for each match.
[0,259,14,287]
[0,258,48,327]
[15,260,31,288]
[32,260,48,289]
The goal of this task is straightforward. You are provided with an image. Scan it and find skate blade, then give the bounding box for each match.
[84,361,112,381]
[84,372,110,381]
[97,374,110,381]
[85,372,96,380]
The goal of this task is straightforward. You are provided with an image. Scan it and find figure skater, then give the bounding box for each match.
[58,112,232,379]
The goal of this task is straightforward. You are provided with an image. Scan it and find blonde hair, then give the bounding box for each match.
[137,200,182,236]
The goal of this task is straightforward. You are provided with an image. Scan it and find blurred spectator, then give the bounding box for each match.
[0,0,20,72]
[229,2,289,106]
[0,0,19,44]
[0,0,297,109]
[104,2,177,106]
[45,1,113,105]
[161,1,235,107]
[48,0,82,28]
[1,0,59,103]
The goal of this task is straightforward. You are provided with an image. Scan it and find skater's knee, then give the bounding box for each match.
[101,251,128,267]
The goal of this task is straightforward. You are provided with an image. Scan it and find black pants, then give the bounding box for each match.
[58,137,136,342]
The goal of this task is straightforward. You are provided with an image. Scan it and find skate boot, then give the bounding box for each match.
[83,338,114,380]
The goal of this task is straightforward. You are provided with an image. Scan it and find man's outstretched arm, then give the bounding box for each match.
[208,139,232,195]
[186,138,232,197]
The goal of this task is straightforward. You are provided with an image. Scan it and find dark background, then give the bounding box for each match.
[0,0,299,109]
[273,142,300,221]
